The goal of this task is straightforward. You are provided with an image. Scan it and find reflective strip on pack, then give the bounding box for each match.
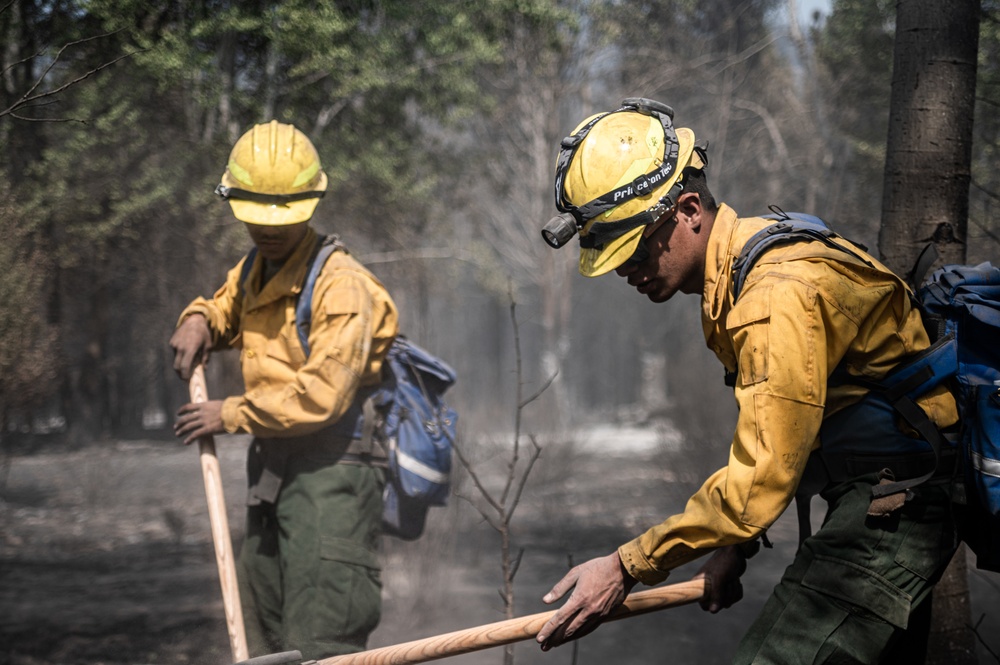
[972,450,1000,479]
[394,442,450,485]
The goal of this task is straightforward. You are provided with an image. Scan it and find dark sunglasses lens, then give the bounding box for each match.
[626,238,649,266]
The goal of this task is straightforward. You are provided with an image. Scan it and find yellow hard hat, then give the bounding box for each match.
[541,98,706,277]
[215,120,328,226]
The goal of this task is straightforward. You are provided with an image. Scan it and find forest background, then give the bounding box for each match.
[3,0,1000,664]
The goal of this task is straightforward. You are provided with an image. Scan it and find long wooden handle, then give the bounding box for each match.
[190,364,249,663]
[318,578,706,665]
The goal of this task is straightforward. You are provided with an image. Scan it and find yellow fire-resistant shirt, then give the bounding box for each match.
[178,228,399,438]
[618,204,958,585]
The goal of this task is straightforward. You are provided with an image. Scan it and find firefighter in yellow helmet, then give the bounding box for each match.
[170,120,398,660]
[535,99,960,663]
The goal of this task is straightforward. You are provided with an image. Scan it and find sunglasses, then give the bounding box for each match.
[623,207,676,267]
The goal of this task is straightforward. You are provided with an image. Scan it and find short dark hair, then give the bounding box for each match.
[682,168,717,213]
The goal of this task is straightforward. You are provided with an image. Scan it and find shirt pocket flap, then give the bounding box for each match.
[318,279,365,317]
[727,284,772,328]
[265,329,307,367]
[728,285,772,386]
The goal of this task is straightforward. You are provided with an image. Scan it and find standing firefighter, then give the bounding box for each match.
[535,99,961,662]
[170,120,398,660]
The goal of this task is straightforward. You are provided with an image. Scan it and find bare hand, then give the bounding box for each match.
[174,400,225,445]
[535,552,637,651]
[693,545,747,614]
[169,314,212,381]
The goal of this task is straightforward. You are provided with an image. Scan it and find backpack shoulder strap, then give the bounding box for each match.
[730,209,873,301]
[239,246,258,293]
[295,234,348,357]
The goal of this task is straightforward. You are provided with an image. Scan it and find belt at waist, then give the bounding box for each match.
[247,430,387,506]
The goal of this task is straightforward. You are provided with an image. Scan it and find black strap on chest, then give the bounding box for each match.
[730,208,873,302]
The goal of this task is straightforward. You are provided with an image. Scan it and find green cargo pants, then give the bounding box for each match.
[237,438,385,660]
[734,474,958,665]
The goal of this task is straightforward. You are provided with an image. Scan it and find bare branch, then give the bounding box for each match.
[504,436,542,523]
[510,547,525,581]
[520,370,558,410]
[9,112,86,124]
[452,439,504,515]
[9,51,136,114]
[976,95,1000,110]
[313,97,350,135]
[709,35,779,77]
[459,290,550,640]
[1,31,138,120]
[973,178,1000,204]
[969,613,1000,663]
[501,286,523,506]
[0,46,46,80]
[732,97,795,176]
[16,31,123,104]
[453,489,503,531]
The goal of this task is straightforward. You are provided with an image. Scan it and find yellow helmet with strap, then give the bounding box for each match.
[216,120,328,226]
[541,98,706,277]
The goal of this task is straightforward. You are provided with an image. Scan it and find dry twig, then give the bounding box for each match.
[453,284,552,665]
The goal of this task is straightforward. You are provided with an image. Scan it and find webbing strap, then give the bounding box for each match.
[731,219,874,300]
[295,235,344,356]
[870,394,949,498]
[829,340,958,500]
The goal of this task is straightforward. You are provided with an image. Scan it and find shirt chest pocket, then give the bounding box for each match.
[264,323,307,369]
[727,285,772,387]
[264,306,306,370]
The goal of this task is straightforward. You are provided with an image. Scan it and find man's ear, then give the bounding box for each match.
[676,192,703,231]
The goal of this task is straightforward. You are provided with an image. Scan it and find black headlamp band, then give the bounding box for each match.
[215,184,326,205]
[577,174,688,250]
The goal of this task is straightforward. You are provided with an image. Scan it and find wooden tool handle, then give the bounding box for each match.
[317,578,706,665]
[190,364,249,663]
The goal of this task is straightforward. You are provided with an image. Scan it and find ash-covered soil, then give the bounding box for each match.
[2,433,998,665]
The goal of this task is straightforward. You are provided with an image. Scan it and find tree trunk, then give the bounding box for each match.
[927,548,977,664]
[880,1,980,663]
[880,0,979,273]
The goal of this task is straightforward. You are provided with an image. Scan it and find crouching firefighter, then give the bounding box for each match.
[534,98,961,663]
[170,121,399,660]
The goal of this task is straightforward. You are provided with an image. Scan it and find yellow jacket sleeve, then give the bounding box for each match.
[177,257,249,349]
[620,268,856,583]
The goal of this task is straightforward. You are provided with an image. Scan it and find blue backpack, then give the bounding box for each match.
[241,235,458,540]
[732,209,1000,571]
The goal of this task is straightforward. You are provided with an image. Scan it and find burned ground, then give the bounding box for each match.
[2,433,999,665]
